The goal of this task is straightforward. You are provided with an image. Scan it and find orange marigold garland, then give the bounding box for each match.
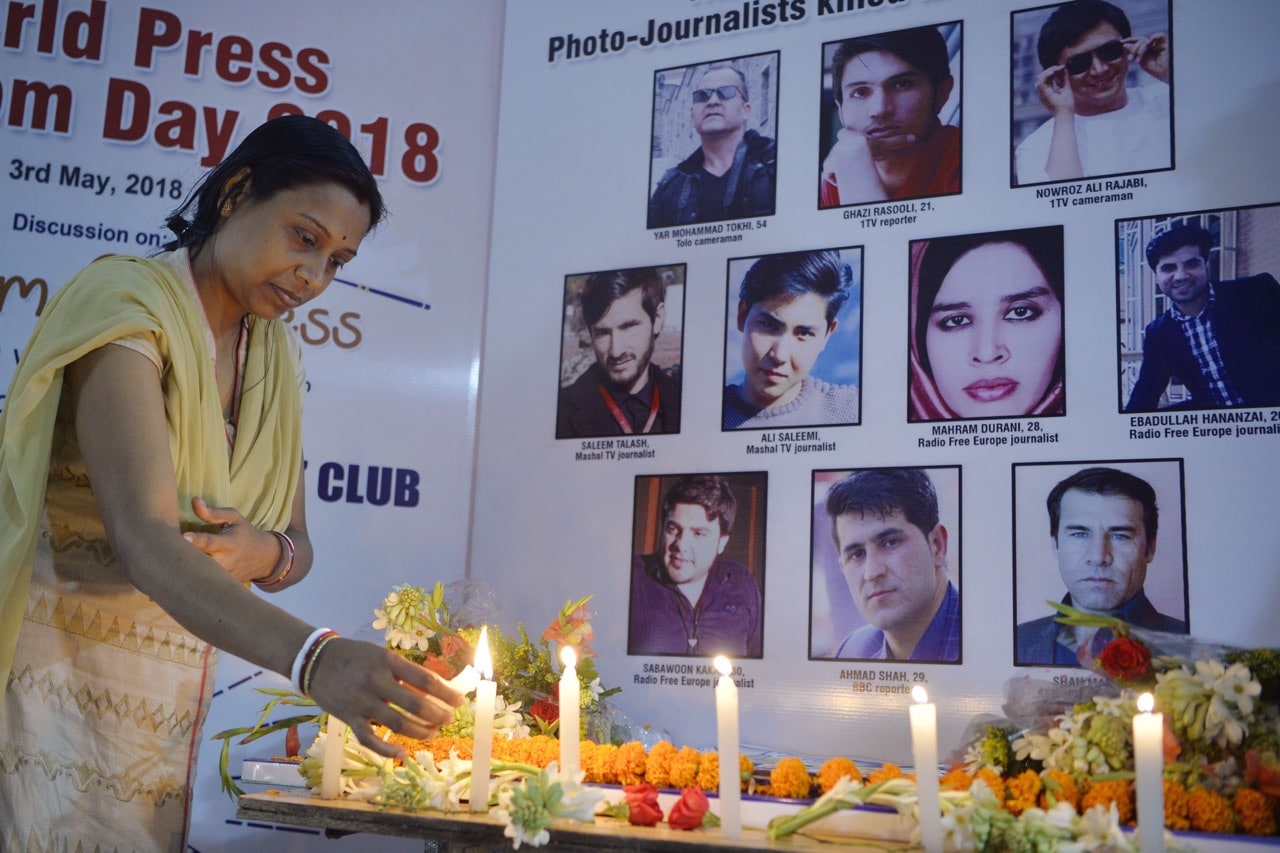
[1188,785,1236,834]
[1005,769,1042,816]
[644,741,677,789]
[974,767,1006,802]
[696,749,719,792]
[865,762,905,785]
[1233,787,1278,836]
[668,745,702,790]
[613,741,648,785]
[1038,768,1079,811]
[1162,778,1191,831]
[939,767,972,792]
[1081,779,1135,825]
[768,757,813,799]
[818,757,862,793]
[586,742,619,784]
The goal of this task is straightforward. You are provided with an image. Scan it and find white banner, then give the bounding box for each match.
[2,1,502,848]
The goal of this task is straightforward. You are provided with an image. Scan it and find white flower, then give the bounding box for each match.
[494,694,532,740]
[372,584,438,651]
[1015,722,1075,773]
[299,725,393,800]
[1212,661,1262,717]
[940,795,978,852]
[960,740,987,775]
[823,773,862,804]
[1092,694,1129,717]
[380,753,455,812]
[1043,799,1082,831]
[491,764,600,850]
[1206,694,1247,747]
[967,777,1000,807]
[1073,802,1135,851]
[494,785,551,849]
[542,762,606,822]
[586,677,604,701]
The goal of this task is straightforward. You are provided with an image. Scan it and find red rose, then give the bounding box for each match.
[1097,636,1151,682]
[623,783,662,827]
[529,698,559,725]
[667,786,709,831]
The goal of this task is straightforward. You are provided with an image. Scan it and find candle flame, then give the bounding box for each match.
[1137,691,1155,714]
[912,685,929,704]
[560,644,577,669]
[713,655,732,676]
[444,665,481,696]
[474,626,493,680]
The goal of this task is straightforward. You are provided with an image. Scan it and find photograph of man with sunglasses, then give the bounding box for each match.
[648,53,778,229]
[1012,0,1171,187]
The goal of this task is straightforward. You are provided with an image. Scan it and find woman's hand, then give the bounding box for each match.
[307,639,466,758]
[182,496,282,584]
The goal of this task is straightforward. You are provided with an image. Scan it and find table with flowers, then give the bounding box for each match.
[217,585,1280,852]
[235,790,911,852]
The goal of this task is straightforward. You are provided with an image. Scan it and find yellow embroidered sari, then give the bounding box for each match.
[0,251,301,851]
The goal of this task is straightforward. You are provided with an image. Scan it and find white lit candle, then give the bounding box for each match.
[469,626,496,812]
[909,686,943,853]
[1133,692,1165,853]
[320,714,344,799]
[446,664,481,695]
[714,655,741,840]
[558,645,580,777]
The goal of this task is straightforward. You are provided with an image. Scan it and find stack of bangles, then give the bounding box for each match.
[253,530,296,589]
[291,627,340,696]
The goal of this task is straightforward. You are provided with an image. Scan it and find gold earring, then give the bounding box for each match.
[221,200,234,217]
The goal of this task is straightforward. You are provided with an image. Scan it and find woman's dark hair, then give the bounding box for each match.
[739,250,852,326]
[913,226,1064,378]
[162,114,386,253]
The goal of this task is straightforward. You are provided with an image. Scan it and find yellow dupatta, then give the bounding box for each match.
[0,253,302,682]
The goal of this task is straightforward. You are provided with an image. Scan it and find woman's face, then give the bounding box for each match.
[738,291,835,410]
[923,242,1062,418]
[212,181,370,320]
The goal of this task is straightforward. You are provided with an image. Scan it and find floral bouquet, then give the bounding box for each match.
[214,582,737,848]
[211,581,620,797]
[761,603,1279,850]
[959,602,1280,840]
[370,581,620,742]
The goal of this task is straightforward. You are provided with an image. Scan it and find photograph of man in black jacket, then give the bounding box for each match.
[556,267,683,439]
[648,57,778,229]
[1125,223,1280,412]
